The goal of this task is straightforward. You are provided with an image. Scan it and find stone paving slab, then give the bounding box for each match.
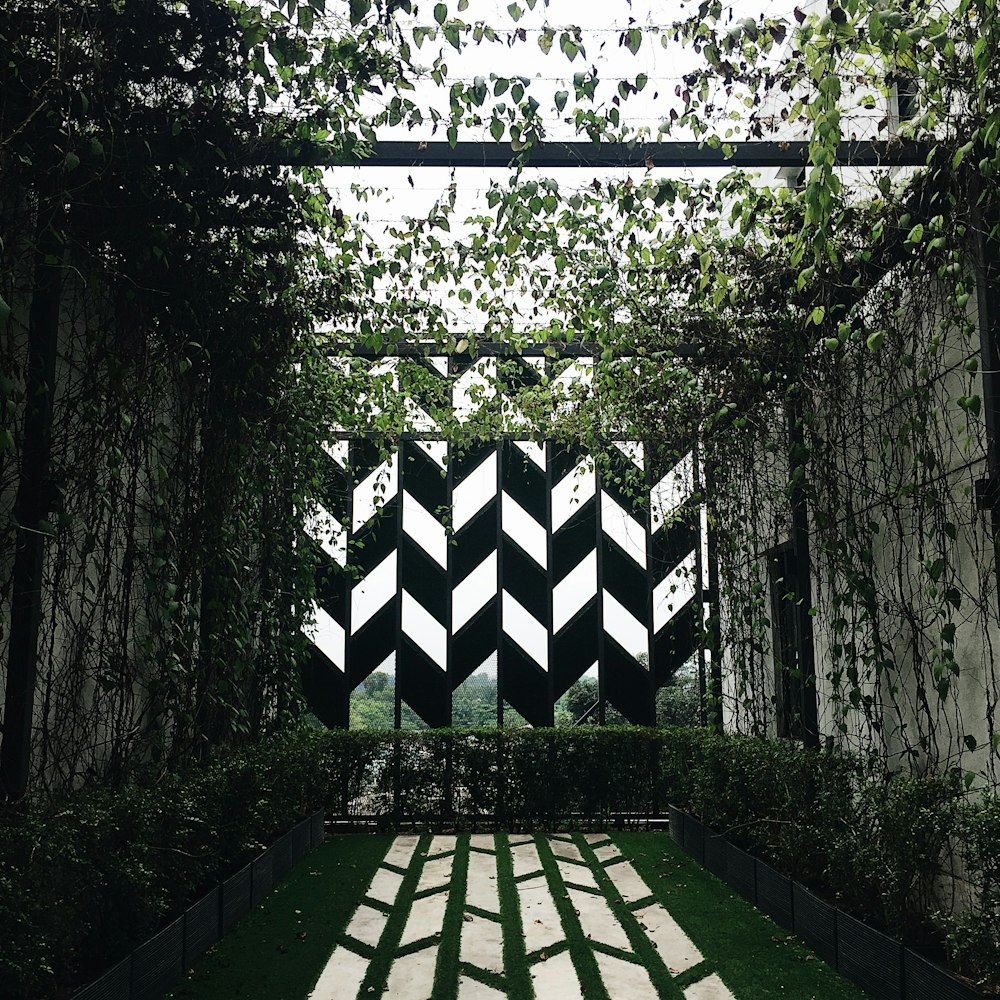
[312,833,741,1000]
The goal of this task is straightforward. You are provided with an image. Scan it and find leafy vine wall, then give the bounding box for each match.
[2,0,999,797]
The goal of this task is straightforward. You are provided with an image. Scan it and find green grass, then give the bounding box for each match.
[168,831,868,1000]
[614,832,867,1000]
[168,833,391,1000]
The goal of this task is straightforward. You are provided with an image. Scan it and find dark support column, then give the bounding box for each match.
[394,444,404,732]
[545,441,556,723]
[692,443,708,727]
[972,195,1000,600]
[787,399,820,748]
[595,463,607,725]
[703,450,724,732]
[644,450,660,725]
[496,443,504,728]
[1,187,64,801]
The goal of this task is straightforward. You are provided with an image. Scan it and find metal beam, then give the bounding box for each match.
[281,139,934,170]
[330,341,704,359]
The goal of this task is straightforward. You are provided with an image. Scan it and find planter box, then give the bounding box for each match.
[72,957,131,1000]
[668,805,685,845]
[724,842,757,904]
[682,816,706,865]
[837,911,903,1000]
[704,832,727,879]
[792,882,837,968]
[755,860,793,930]
[272,830,293,880]
[183,887,220,968]
[291,817,312,864]
[221,863,252,935]
[310,808,325,848]
[904,948,983,1000]
[251,847,275,905]
[131,916,184,1000]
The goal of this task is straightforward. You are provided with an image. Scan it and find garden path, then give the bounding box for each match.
[309,833,734,1000]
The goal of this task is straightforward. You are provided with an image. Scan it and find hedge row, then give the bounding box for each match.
[3,726,998,996]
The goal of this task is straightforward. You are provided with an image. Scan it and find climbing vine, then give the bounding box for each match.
[2,0,1000,797]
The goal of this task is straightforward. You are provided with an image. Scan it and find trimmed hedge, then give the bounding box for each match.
[3,726,998,996]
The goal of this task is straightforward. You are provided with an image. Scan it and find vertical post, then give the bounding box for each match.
[1,182,64,801]
[595,461,607,725]
[394,440,404,733]
[787,398,820,748]
[692,442,708,727]
[643,445,659,725]
[972,190,1000,601]
[703,448,724,731]
[342,439,354,728]
[496,441,504,728]
[544,440,556,724]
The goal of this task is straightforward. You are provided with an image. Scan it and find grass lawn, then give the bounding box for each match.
[168,831,866,1000]
[614,832,866,1000]
[167,833,391,1000]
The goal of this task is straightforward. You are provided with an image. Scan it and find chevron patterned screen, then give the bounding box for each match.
[301,355,701,728]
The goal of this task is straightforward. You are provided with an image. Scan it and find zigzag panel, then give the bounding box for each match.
[348,440,399,687]
[500,440,552,726]
[398,440,450,727]
[550,444,600,700]
[451,444,498,691]
[302,354,704,729]
[599,446,654,722]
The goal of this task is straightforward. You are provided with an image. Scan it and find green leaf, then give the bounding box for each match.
[907,223,924,244]
[866,330,885,352]
[490,117,504,141]
[434,2,447,23]
[554,90,568,113]
[810,305,826,325]
[560,35,579,61]
[626,27,642,53]
[64,151,80,172]
[349,0,370,25]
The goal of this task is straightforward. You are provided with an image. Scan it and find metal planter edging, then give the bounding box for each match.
[71,957,132,1000]
[291,817,312,864]
[130,916,184,1000]
[791,882,837,968]
[704,831,728,879]
[667,805,685,845]
[755,859,794,931]
[724,842,757,904]
[251,847,275,906]
[310,808,325,848]
[272,830,293,880]
[221,863,252,935]
[682,816,706,865]
[183,886,220,969]
[837,910,904,1000]
[903,948,983,1000]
